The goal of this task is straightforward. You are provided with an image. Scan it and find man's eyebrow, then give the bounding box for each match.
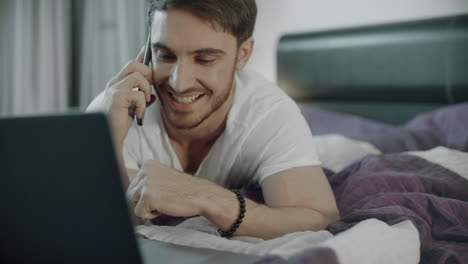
[191,48,225,55]
[151,42,175,54]
[151,42,225,55]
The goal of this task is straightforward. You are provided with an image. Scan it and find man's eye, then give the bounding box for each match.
[155,51,176,62]
[196,58,215,65]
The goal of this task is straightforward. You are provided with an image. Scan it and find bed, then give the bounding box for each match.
[276,14,468,264]
[136,15,468,264]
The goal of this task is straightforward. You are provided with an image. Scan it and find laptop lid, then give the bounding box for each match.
[0,113,142,264]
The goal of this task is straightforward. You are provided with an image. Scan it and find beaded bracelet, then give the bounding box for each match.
[218,189,246,238]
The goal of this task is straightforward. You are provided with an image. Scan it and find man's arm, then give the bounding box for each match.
[112,142,138,190]
[113,142,142,225]
[85,46,154,196]
[200,165,339,239]
[128,161,339,239]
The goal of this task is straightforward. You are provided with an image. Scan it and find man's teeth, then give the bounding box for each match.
[172,94,202,104]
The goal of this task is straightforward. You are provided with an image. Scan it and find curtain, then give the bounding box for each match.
[0,0,146,115]
[78,0,147,108]
[0,0,70,115]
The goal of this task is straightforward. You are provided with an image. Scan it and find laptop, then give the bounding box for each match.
[0,112,260,264]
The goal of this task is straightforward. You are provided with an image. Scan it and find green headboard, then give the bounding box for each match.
[277,15,468,124]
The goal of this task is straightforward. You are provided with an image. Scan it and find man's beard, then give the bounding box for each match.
[159,68,235,130]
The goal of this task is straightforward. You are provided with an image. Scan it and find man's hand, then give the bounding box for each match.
[126,161,339,239]
[103,47,157,147]
[126,160,210,220]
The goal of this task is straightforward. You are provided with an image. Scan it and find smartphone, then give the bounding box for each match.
[131,34,152,126]
[143,34,152,66]
[140,34,152,124]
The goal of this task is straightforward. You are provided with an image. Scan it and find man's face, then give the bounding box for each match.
[150,8,239,130]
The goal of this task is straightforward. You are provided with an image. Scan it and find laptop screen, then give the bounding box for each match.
[0,113,142,264]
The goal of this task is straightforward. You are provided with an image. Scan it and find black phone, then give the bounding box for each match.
[130,34,152,125]
[143,34,152,66]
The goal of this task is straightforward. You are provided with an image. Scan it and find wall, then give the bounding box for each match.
[247,0,468,82]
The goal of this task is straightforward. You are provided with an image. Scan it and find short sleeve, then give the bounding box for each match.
[122,124,141,171]
[242,99,321,185]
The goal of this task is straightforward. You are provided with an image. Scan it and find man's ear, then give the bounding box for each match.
[235,37,254,71]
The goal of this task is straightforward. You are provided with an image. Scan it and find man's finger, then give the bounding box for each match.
[114,72,152,103]
[134,190,158,219]
[114,61,154,86]
[146,94,157,107]
[128,90,147,119]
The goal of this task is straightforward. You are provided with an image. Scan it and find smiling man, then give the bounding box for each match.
[88,0,339,240]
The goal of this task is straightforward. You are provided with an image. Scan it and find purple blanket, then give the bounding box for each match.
[326,154,468,264]
[257,154,468,264]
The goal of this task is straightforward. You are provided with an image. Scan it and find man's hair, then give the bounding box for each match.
[146,0,257,44]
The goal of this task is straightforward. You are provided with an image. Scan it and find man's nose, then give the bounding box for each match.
[168,60,196,93]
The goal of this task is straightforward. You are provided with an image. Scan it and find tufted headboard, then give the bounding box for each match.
[277,15,468,124]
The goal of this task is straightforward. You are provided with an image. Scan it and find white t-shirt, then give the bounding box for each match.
[123,69,321,189]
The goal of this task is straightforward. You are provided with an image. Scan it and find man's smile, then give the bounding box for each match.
[167,90,207,110]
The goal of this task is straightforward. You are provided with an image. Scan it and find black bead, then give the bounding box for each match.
[216,189,246,239]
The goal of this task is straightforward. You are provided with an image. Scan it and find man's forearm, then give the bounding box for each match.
[197,184,335,240]
[114,143,142,225]
[114,143,130,190]
[127,162,338,237]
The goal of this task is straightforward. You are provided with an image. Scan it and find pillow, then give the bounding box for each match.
[313,134,381,172]
[300,105,462,153]
[405,103,468,152]
[301,106,437,153]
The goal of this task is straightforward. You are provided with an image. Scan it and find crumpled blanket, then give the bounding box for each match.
[136,143,468,264]
[323,147,468,264]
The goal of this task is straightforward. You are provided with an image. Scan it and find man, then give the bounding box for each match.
[88,0,339,240]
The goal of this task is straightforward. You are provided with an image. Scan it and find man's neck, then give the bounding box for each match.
[162,87,234,174]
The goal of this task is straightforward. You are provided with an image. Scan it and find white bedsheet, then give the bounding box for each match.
[313,134,381,172]
[136,217,420,263]
[407,146,468,180]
